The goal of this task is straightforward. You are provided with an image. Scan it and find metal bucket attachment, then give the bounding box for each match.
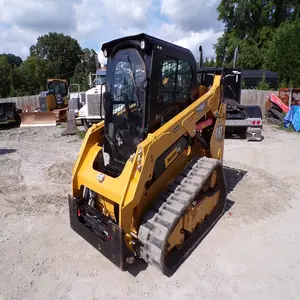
[20,112,56,127]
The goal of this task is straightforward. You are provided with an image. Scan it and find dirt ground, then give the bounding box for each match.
[0,123,299,300]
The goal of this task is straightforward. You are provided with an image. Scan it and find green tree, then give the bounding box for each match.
[17,56,48,95]
[30,32,82,80]
[203,57,216,67]
[257,72,270,90]
[0,55,12,98]
[70,63,89,91]
[264,19,300,87]
[215,1,299,69]
[81,48,100,74]
[70,48,100,91]
[1,53,22,67]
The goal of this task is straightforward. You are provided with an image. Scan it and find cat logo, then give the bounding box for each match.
[165,144,182,168]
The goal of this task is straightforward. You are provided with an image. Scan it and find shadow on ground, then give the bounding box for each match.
[225,132,265,142]
[223,165,248,211]
[128,258,148,276]
[0,148,17,155]
[127,165,248,278]
[0,123,20,130]
[224,165,248,194]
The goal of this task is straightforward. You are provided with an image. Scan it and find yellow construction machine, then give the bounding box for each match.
[68,33,228,275]
[20,78,69,127]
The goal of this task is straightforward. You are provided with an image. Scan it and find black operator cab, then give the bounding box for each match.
[101,33,198,177]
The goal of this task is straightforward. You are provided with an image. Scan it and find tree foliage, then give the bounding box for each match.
[0,32,101,98]
[30,32,82,80]
[256,73,271,90]
[1,54,22,67]
[264,19,300,86]
[70,48,100,91]
[0,55,12,98]
[215,0,300,86]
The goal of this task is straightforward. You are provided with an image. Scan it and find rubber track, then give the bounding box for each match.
[138,156,227,275]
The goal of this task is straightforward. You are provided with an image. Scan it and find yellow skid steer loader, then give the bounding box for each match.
[68,33,228,275]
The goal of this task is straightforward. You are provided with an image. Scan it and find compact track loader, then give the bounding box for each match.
[68,33,228,275]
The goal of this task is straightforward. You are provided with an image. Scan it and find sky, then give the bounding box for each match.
[0,0,224,64]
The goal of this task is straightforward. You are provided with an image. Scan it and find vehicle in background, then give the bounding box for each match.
[0,102,21,126]
[75,68,106,130]
[20,78,69,127]
[266,88,300,124]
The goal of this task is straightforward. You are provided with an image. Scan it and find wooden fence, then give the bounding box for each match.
[241,89,278,116]
[0,89,278,116]
[0,95,39,110]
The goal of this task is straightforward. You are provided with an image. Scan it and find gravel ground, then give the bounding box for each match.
[0,123,299,300]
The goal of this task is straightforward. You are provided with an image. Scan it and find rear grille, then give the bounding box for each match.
[87,94,105,116]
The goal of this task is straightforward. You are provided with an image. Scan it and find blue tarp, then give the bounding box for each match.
[283,106,300,132]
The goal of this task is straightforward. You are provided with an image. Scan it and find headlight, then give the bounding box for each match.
[103,49,108,58]
[140,40,146,50]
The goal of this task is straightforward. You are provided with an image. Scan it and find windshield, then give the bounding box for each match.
[109,48,146,115]
[94,74,106,85]
[48,81,67,96]
[106,48,146,160]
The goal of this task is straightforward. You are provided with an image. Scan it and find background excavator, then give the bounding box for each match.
[20,78,69,127]
[68,33,228,275]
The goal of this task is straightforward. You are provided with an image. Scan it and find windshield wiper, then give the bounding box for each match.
[127,55,141,109]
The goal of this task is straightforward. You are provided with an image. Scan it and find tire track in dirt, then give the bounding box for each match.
[0,157,26,195]
[46,162,73,185]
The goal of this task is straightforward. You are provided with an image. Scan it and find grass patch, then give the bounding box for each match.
[277,123,296,132]
[77,130,86,139]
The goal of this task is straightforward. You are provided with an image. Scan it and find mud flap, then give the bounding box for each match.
[20,112,56,127]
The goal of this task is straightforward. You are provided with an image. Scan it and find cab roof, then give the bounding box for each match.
[101,33,194,58]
